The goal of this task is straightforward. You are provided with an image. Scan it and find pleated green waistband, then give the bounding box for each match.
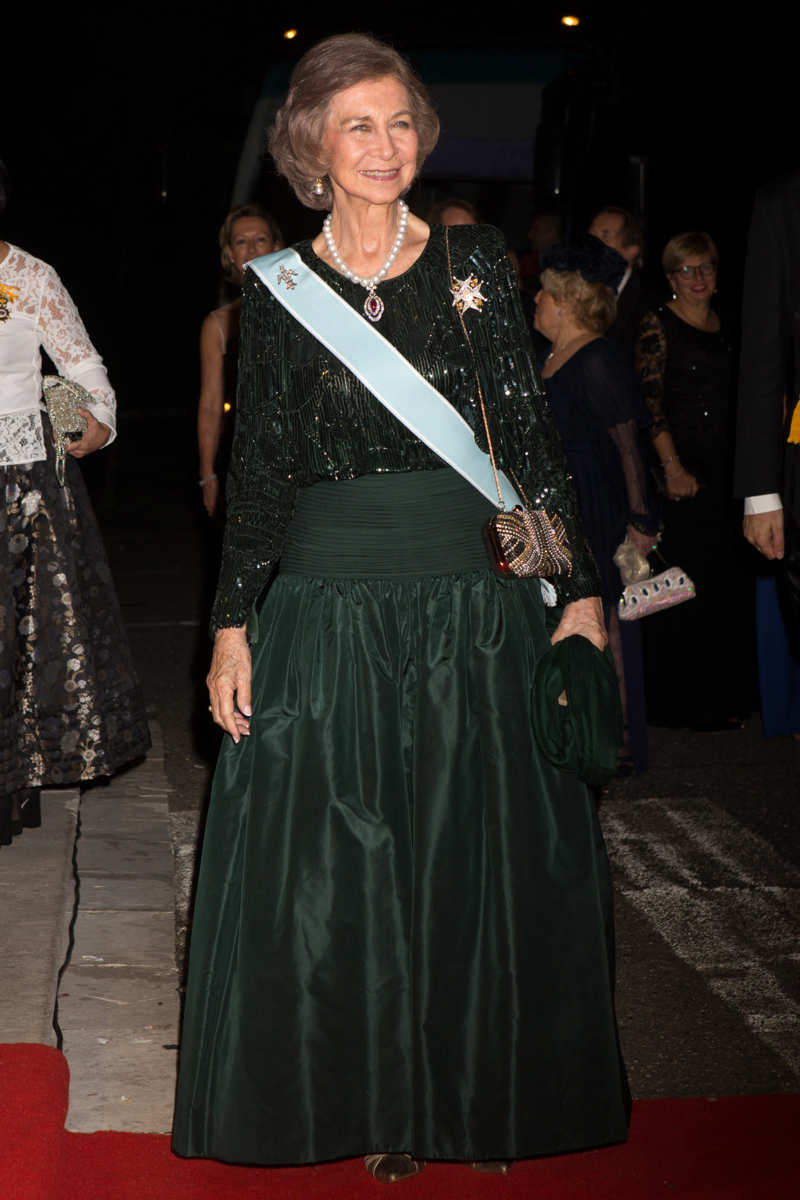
[281,469,497,578]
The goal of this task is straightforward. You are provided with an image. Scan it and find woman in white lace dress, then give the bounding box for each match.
[0,160,150,845]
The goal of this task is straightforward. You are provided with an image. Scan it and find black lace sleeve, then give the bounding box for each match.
[635,310,669,437]
[210,273,298,632]
[457,229,601,604]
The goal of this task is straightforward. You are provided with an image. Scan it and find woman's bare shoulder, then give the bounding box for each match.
[203,299,241,348]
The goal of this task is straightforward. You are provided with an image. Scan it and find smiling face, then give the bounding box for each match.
[228,216,276,276]
[668,253,717,306]
[322,75,419,208]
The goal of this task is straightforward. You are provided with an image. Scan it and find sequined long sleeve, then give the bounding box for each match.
[453,230,601,603]
[211,273,297,630]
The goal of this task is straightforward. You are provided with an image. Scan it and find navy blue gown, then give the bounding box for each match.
[540,337,655,771]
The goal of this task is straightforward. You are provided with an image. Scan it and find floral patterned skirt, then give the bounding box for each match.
[0,435,150,843]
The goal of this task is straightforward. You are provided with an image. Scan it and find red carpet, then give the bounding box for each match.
[1,1045,68,1200]
[2,1044,799,1199]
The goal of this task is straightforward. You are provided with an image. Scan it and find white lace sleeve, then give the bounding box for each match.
[37,267,117,443]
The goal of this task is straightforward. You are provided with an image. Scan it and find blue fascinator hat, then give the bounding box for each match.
[540,235,627,291]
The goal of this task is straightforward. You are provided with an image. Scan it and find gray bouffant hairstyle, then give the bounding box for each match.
[540,268,617,336]
[268,33,440,211]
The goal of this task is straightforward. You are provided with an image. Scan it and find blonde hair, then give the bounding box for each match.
[662,231,718,275]
[268,33,440,211]
[540,267,617,335]
[219,204,282,282]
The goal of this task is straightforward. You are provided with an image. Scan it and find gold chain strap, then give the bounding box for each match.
[444,228,529,513]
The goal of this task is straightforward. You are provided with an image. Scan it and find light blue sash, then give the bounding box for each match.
[247,247,522,510]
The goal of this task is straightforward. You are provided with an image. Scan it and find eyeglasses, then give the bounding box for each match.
[673,262,716,278]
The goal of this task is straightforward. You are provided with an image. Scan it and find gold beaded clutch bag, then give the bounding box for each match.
[42,376,90,484]
[483,505,572,578]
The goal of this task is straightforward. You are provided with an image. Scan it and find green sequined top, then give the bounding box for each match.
[211,224,600,630]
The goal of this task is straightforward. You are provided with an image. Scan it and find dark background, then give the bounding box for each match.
[3,1,794,433]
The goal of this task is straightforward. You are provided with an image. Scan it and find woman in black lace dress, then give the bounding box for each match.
[636,231,754,729]
[173,34,629,1181]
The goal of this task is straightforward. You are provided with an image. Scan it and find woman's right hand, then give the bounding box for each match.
[664,465,699,501]
[207,626,252,743]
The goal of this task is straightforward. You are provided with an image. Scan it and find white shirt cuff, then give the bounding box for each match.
[744,493,783,515]
[87,404,117,445]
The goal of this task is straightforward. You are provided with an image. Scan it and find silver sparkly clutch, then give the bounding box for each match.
[42,376,90,484]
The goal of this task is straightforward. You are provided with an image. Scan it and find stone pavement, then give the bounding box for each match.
[1,787,78,1047]
[2,722,179,1134]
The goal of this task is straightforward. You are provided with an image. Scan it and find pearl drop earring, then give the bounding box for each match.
[312,177,325,197]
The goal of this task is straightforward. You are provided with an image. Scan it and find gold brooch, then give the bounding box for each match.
[0,282,19,323]
[450,274,486,315]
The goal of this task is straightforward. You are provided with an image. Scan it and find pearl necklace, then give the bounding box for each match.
[322,199,409,322]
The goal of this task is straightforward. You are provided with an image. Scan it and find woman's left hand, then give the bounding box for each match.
[66,409,111,458]
[550,596,607,652]
[626,525,656,559]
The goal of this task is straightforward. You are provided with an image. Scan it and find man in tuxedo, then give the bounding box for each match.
[736,172,800,644]
[588,206,645,354]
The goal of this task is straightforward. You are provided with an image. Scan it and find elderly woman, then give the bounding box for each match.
[636,232,754,730]
[534,239,657,772]
[172,35,629,1180]
[0,158,150,845]
[197,204,281,520]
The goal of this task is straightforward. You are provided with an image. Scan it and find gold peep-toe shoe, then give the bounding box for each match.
[363,1153,424,1183]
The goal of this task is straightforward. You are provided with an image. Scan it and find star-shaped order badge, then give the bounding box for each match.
[450,273,487,315]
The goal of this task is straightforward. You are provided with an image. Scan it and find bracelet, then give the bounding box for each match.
[661,454,679,466]
[198,473,217,487]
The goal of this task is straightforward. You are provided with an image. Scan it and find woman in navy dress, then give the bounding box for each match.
[534,239,658,771]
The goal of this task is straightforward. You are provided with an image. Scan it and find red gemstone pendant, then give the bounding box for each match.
[364,291,384,322]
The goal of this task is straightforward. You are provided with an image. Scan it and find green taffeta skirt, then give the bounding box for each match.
[172,469,630,1165]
